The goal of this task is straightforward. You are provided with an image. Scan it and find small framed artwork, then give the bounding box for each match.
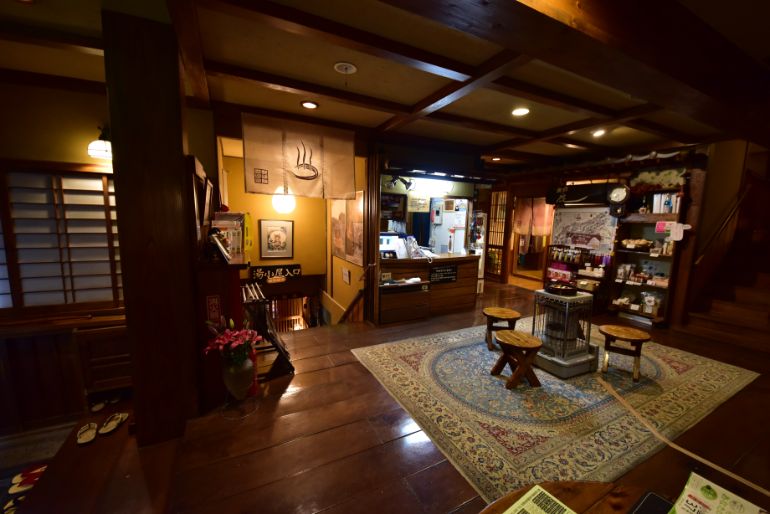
[259,219,294,259]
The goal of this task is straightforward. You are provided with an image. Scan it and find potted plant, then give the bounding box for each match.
[205,318,262,401]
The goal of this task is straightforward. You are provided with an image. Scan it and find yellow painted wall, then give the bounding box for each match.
[223,156,327,276]
[326,156,367,322]
[0,83,109,164]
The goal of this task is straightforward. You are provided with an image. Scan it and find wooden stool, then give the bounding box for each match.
[490,330,542,388]
[598,324,651,382]
[482,307,522,351]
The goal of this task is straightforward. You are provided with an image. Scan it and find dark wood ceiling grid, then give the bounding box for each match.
[376,50,530,132]
[378,0,770,148]
[192,0,713,154]
[195,0,475,81]
[2,0,760,171]
[0,20,103,56]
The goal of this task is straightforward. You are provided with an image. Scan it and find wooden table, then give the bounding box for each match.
[598,324,651,382]
[482,307,522,350]
[491,330,542,388]
[480,481,646,513]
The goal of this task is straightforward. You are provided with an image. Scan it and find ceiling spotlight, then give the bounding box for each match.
[491,157,502,161]
[563,143,582,149]
[301,101,318,109]
[592,128,606,138]
[511,107,530,117]
[333,61,357,75]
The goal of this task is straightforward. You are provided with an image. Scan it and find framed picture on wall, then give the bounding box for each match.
[259,219,294,259]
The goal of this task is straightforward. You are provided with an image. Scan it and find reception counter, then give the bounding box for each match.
[378,254,480,324]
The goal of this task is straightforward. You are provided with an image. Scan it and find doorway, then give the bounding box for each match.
[510,197,554,281]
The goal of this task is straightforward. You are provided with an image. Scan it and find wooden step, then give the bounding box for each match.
[734,285,770,306]
[711,299,770,322]
[755,272,770,289]
[686,313,770,353]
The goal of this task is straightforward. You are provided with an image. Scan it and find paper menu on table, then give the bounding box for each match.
[501,485,577,514]
[668,472,763,514]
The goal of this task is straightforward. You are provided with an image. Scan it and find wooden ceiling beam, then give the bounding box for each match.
[0,67,106,95]
[624,119,701,144]
[488,76,614,118]
[427,112,538,139]
[206,59,547,140]
[485,149,557,162]
[377,51,531,132]
[380,0,770,147]
[0,20,103,56]
[205,60,411,115]
[167,0,210,105]
[197,0,474,81]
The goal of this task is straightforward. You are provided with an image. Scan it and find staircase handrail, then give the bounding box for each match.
[339,288,365,323]
[694,184,752,267]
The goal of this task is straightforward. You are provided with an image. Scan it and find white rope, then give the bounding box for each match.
[596,376,770,499]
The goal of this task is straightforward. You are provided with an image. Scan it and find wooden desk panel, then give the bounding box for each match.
[379,255,479,323]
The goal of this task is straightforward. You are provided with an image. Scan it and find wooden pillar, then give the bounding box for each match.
[102,10,199,445]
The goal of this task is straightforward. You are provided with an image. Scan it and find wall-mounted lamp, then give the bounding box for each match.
[87,126,112,160]
[272,184,296,214]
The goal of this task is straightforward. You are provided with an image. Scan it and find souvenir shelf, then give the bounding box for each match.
[608,209,681,325]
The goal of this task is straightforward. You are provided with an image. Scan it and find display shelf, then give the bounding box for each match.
[607,304,664,323]
[545,244,611,312]
[621,212,678,223]
[614,279,669,290]
[609,189,683,325]
[614,249,673,259]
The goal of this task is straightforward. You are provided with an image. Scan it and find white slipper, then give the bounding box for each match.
[97,412,128,435]
[76,422,98,445]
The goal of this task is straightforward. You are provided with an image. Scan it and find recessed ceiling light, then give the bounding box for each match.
[592,128,606,138]
[333,62,357,75]
[563,143,582,149]
[511,107,530,117]
[491,157,502,161]
[301,101,318,109]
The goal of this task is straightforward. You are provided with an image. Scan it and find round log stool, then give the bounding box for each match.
[598,324,651,382]
[491,330,542,388]
[482,307,522,351]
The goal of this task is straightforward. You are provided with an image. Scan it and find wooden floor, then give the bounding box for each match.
[169,282,770,513]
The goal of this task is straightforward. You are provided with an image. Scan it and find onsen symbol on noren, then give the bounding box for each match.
[293,141,319,180]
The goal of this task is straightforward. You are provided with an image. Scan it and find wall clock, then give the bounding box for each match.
[607,184,630,204]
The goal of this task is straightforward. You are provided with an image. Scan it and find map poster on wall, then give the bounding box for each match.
[551,206,617,253]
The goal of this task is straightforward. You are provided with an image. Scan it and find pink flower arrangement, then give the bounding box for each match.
[205,319,262,367]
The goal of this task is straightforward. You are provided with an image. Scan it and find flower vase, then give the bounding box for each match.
[222,358,254,401]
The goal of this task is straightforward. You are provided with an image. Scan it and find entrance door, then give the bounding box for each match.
[511,197,554,281]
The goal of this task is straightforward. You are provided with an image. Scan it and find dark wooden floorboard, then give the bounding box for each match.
[184,432,446,514]
[167,282,770,512]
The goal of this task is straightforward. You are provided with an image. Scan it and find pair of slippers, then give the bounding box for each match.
[4,495,25,514]
[89,396,120,413]
[77,412,129,445]
[7,464,46,495]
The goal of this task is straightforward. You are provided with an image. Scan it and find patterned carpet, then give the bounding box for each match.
[352,319,758,503]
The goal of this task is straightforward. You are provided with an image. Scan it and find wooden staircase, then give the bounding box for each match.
[685,277,770,352]
[683,195,770,352]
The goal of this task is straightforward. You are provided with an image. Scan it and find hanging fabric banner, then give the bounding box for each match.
[242,113,355,199]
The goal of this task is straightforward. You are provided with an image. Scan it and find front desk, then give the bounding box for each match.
[378,254,480,324]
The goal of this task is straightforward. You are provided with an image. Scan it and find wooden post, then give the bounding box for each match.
[102,10,199,445]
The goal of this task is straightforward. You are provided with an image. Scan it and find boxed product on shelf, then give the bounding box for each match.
[212,212,245,255]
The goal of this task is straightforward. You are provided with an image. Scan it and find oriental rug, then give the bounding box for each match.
[351,319,758,503]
